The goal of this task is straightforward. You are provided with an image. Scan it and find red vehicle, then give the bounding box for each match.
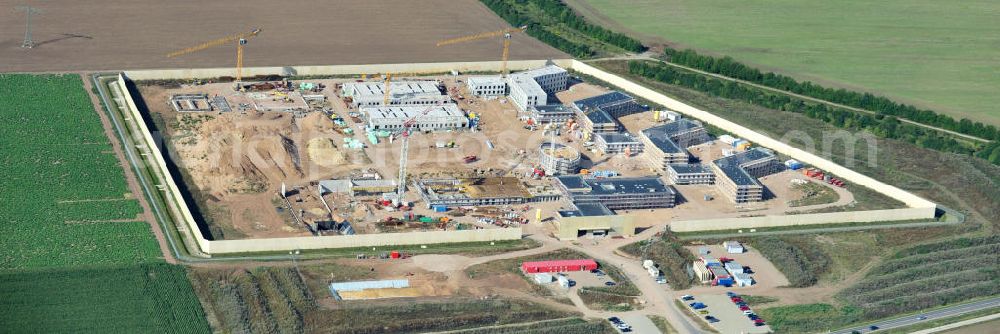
[731,297,744,303]
[740,305,751,311]
[719,257,733,263]
[463,155,478,163]
[754,319,765,324]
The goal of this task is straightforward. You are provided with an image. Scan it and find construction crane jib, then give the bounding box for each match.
[436,26,527,77]
[166,28,262,87]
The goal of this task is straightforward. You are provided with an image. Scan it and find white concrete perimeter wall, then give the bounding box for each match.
[208,228,523,254]
[117,60,548,254]
[124,59,575,81]
[567,60,937,231]
[115,74,212,254]
[670,208,934,232]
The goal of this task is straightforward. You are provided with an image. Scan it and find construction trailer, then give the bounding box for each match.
[521,259,598,273]
[723,240,745,253]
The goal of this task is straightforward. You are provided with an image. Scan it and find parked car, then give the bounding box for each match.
[726,291,739,297]
[656,278,668,284]
[748,314,759,320]
[755,322,767,327]
[690,302,707,310]
[605,281,616,286]
[739,305,751,311]
[607,317,621,323]
[731,297,744,303]
[681,295,695,301]
[869,325,880,330]
[699,310,710,315]
[917,315,928,320]
[705,316,719,323]
[743,310,755,315]
[754,318,765,324]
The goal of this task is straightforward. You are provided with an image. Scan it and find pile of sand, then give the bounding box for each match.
[307,137,347,168]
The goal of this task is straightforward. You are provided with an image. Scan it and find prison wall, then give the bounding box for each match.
[669,208,934,232]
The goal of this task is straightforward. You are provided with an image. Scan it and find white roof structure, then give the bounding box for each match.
[344,81,440,98]
[519,64,568,78]
[364,104,464,120]
[508,73,546,97]
[467,76,505,87]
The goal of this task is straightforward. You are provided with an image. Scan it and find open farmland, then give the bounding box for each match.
[756,236,1000,333]
[190,266,580,334]
[568,0,1000,126]
[0,0,564,73]
[0,74,155,269]
[0,74,209,333]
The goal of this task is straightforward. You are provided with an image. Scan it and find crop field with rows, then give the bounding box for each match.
[0,74,209,333]
[190,266,579,334]
[0,74,153,269]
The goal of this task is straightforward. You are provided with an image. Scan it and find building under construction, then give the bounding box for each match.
[507,65,569,111]
[711,148,781,203]
[342,81,449,107]
[363,104,469,132]
[555,175,677,210]
[594,132,644,155]
[539,142,581,175]
[415,177,560,208]
[640,119,710,169]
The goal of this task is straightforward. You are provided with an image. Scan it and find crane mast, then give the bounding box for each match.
[436,26,527,78]
[393,104,437,205]
[166,28,261,88]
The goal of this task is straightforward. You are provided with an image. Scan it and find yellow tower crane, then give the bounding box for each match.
[436,26,527,77]
[166,28,262,88]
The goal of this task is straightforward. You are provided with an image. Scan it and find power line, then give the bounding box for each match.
[16,5,40,48]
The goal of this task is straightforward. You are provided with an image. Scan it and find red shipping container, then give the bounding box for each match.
[521,259,598,273]
[390,251,401,259]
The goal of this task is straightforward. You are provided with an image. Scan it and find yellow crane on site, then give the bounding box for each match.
[166,28,262,88]
[436,26,527,77]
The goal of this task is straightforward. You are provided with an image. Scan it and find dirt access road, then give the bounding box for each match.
[0,0,565,73]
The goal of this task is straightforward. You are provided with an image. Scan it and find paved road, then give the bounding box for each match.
[830,297,1000,334]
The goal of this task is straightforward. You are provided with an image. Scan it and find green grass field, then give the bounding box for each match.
[0,74,209,333]
[572,0,1000,126]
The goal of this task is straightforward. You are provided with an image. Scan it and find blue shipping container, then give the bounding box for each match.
[433,205,448,212]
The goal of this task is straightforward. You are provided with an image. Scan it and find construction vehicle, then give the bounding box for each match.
[167,28,262,89]
[436,26,527,77]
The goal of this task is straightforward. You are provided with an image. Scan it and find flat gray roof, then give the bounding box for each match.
[641,119,704,154]
[712,148,776,186]
[558,175,675,196]
[364,103,464,120]
[597,132,640,144]
[667,164,713,175]
[558,202,614,217]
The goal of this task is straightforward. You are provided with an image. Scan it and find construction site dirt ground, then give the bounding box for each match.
[139,75,582,239]
[139,72,858,241]
[0,0,564,72]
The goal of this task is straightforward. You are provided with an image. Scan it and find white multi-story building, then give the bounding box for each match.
[506,65,569,112]
[466,76,507,97]
[342,81,449,107]
[508,74,547,111]
[364,103,468,132]
[518,65,568,93]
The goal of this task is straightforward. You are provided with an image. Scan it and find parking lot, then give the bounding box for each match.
[681,294,772,333]
[619,314,661,334]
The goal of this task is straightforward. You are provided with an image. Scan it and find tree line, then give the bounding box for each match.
[663,48,1000,142]
[627,61,999,162]
[479,0,646,58]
